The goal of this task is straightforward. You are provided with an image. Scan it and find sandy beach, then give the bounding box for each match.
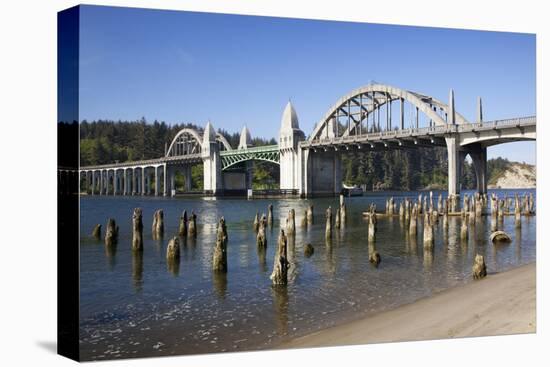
[282,263,536,349]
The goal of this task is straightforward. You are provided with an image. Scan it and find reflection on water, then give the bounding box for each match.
[132,251,143,292]
[79,189,536,360]
[271,286,289,337]
[212,272,227,300]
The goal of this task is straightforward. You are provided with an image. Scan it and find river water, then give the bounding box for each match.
[79,189,536,360]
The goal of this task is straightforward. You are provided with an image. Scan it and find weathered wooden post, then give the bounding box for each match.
[188,211,197,237]
[335,205,341,229]
[325,206,333,239]
[490,194,498,217]
[340,203,347,224]
[267,204,274,226]
[286,209,296,235]
[212,217,228,272]
[104,218,119,247]
[257,214,267,247]
[423,212,434,249]
[472,254,487,279]
[460,208,469,241]
[469,197,476,225]
[515,194,522,228]
[339,194,346,223]
[178,210,188,237]
[307,204,314,225]
[253,212,261,231]
[506,196,513,212]
[437,194,443,213]
[463,194,469,213]
[475,194,483,218]
[399,201,404,219]
[92,224,102,239]
[368,205,377,243]
[304,243,314,257]
[404,199,410,223]
[422,196,428,215]
[369,243,381,267]
[498,199,505,220]
[270,229,289,285]
[528,192,535,214]
[301,209,308,227]
[132,208,143,251]
[152,209,164,239]
[409,203,418,236]
[524,194,529,214]
[166,236,180,261]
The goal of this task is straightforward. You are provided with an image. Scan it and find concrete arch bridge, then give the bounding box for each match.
[80,83,536,197]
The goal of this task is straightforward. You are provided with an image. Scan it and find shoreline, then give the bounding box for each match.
[280,263,536,349]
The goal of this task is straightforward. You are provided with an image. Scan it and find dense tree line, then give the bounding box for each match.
[79,119,277,166]
[341,150,512,191]
[79,120,514,191]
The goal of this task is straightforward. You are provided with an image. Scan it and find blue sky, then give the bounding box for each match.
[79,5,536,164]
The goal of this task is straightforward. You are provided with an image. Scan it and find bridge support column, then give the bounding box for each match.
[468,144,488,194]
[142,168,147,195]
[163,164,167,196]
[155,166,161,196]
[123,169,128,195]
[184,165,192,192]
[99,170,104,194]
[304,149,342,196]
[446,136,461,196]
[91,171,96,195]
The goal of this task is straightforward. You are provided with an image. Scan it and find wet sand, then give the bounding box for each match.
[282,263,536,349]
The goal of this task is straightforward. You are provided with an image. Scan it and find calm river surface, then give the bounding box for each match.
[79,189,536,360]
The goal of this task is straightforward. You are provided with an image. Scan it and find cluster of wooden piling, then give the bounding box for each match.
[93,208,200,276]
[92,190,533,284]
[361,190,534,279]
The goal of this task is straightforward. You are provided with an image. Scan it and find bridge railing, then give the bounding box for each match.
[219,144,279,155]
[304,116,535,147]
[80,153,203,171]
[458,116,536,132]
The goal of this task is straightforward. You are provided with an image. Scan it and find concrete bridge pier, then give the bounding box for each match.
[446,136,462,197]
[467,143,488,194]
[154,166,161,196]
[184,165,193,192]
[304,150,342,196]
[143,169,149,195]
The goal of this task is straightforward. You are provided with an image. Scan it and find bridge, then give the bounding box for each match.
[79,83,536,197]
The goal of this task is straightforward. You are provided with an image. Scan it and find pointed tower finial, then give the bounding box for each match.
[449,89,456,125]
[476,97,483,123]
[238,125,252,149]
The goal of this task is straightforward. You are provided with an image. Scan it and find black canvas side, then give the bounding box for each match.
[57,5,80,362]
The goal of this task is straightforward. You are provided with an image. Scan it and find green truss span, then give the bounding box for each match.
[219,145,279,170]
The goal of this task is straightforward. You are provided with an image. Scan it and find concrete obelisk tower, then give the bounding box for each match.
[238,125,253,188]
[279,101,305,191]
[202,121,222,194]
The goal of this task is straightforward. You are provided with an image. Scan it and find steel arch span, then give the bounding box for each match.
[308,83,469,141]
[220,145,280,171]
[166,128,203,157]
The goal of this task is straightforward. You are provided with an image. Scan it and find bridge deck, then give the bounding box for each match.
[80,153,202,171]
[301,116,536,149]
